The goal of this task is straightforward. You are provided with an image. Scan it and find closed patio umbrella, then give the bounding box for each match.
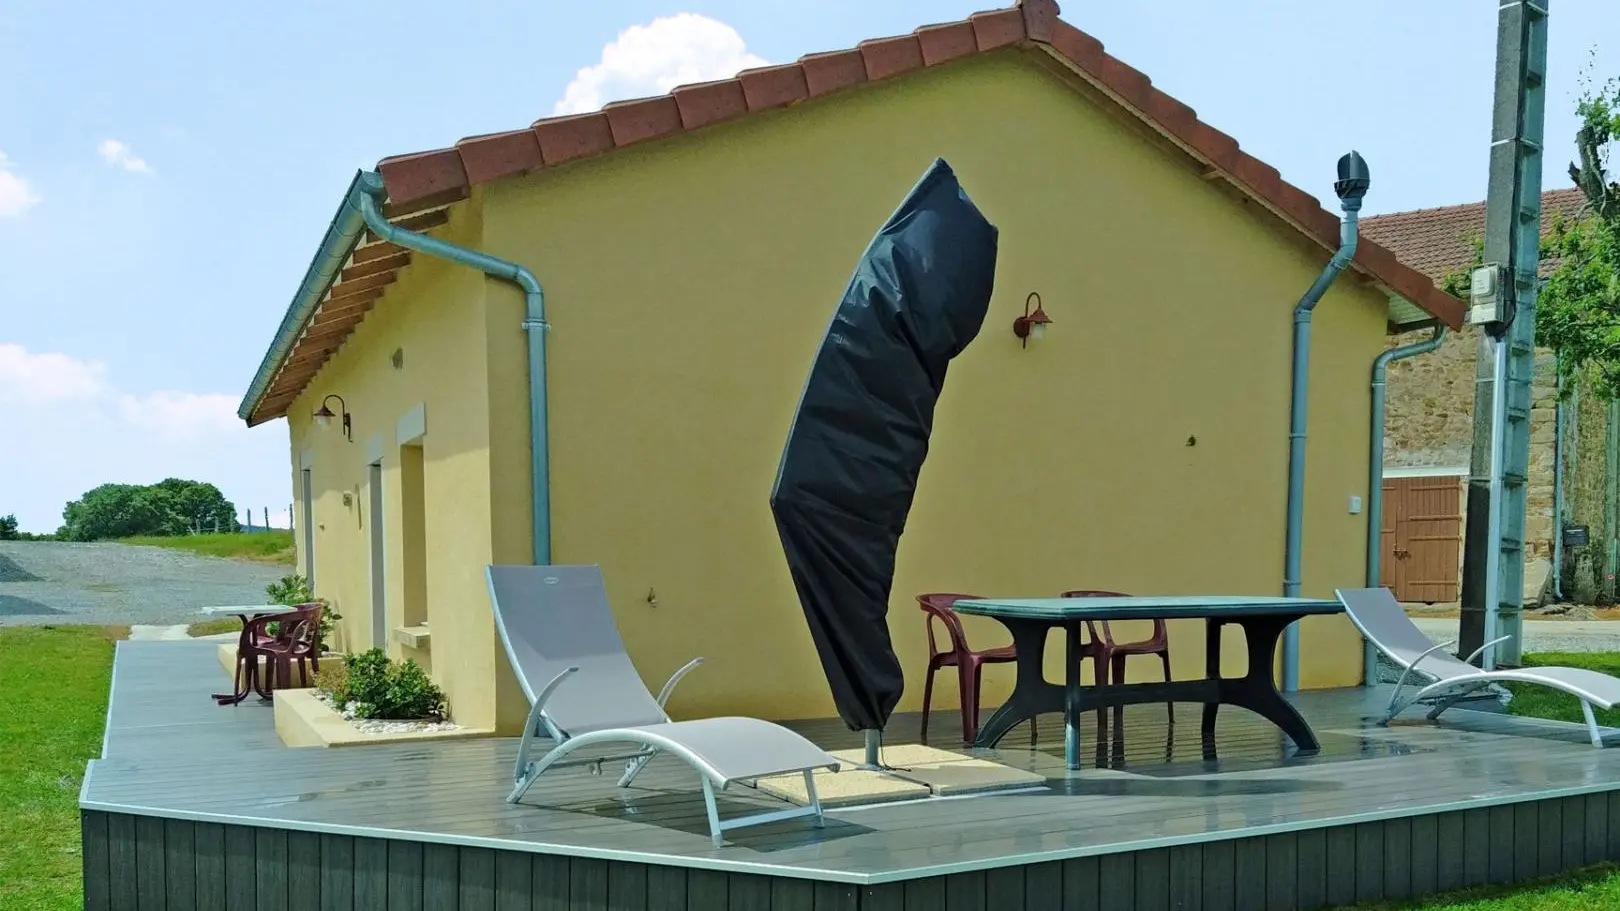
[769,157,999,732]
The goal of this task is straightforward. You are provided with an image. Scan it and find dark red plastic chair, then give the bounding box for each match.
[1061,590,1173,724]
[248,602,323,696]
[916,592,1035,745]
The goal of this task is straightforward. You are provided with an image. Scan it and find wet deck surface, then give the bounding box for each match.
[82,640,1620,883]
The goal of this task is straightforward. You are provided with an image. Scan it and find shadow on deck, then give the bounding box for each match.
[81,641,1620,910]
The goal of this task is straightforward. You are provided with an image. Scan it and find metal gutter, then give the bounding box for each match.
[1281,152,1368,693]
[1363,324,1446,685]
[237,172,371,422]
[353,172,553,565]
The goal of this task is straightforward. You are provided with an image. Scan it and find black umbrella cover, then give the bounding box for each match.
[768,158,999,731]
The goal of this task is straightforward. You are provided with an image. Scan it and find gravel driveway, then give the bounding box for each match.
[0,541,289,627]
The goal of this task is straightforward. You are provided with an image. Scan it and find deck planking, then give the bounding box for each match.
[83,640,1620,887]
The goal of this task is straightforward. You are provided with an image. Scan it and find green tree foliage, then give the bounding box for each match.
[57,479,240,541]
[1539,74,1620,396]
[0,514,18,540]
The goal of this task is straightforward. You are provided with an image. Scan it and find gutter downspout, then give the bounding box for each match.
[1364,324,1446,685]
[355,172,553,565]
[1552,360,1564,601]
[1282,151,1368,693]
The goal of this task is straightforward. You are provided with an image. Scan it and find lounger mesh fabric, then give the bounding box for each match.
[485,563,843,844]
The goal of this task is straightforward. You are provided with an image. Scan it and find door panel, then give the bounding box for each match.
[1381,476,1463,603]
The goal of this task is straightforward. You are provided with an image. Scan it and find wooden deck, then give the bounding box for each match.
[81,640,1620,910]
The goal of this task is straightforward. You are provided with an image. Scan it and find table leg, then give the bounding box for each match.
[212,616,253,705]
[973,619,1064,750]
[1223,616,1320,753]
[1201,619,1223,758]
[1063,622,1083,771]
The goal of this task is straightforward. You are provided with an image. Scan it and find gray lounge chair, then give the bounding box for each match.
[486,564,842,846]
[1337,587,1620,747]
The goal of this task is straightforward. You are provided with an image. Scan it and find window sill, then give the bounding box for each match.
[392,625,431,650]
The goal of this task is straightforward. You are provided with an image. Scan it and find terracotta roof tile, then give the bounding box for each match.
[250,0,1477,425]
[673,80,750,130]
[857,35,926,82]
[969,9,1028,51]
[738,64,811,111]
[916,22,980,67]
[1361,187,1591,282]
[456,130,543,184]
[532,112,614,167]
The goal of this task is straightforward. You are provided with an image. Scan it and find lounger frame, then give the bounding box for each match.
[1339,587,1615,749]
[488,565,840,846]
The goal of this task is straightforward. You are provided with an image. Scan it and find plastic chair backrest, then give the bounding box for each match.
[1059,589,1132,647]
[915,592,982,660]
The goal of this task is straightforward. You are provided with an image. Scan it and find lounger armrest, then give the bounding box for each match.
[1463,635,1512,668]
[514,666,580,785]
[1387,640,1456,717]
[657,658,704,709]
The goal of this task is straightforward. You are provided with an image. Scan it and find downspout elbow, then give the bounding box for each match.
[1295,204,1361,321]
[354,173,553,566]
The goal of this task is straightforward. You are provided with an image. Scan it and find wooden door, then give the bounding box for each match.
[1381,476,1462,603]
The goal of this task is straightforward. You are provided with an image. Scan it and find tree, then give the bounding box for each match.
[1438,69,1620,396]
[1538,73,1620,396]
[0,514,18,540]
[57,479,240,541]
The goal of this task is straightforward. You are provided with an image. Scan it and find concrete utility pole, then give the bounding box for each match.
[1459,0,1549,669]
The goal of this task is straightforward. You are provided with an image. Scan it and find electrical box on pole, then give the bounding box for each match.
[1459,0,1548,669]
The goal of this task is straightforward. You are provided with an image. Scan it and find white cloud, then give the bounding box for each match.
[118,390,240,438]
[0,343,285,534]
[553,13,768,116]
[0,343,107,403]
[0,150,40,217]
[98,139,153,175]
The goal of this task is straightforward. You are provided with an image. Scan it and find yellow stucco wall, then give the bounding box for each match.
[286,205,516,732]
[455,49,1391,727]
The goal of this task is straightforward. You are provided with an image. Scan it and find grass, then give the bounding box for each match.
[118,530,294,565]
[1360,866,1620,909]
[1502,651,1620,728]
[0,625,124,910]
[186,617,245,637]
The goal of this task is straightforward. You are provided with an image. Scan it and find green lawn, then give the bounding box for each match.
[186,617,245,637]
[1358,866,1620,909]
[119,530,294,565]
[0,626,123,911]
[1502,652,1620,728]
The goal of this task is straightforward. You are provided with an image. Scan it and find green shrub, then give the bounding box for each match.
[264,573,342,653]
[317,647,447,721]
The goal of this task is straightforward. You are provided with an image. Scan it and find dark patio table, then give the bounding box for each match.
[951,596,1344,770]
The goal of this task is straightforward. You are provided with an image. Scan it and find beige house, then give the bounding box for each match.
[1366,188,1620,605]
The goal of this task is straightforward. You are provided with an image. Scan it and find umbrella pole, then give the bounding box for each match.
[858,728,889,771]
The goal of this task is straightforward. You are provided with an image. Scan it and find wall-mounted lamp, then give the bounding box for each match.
[1012,292,1053,348]
[312,394,352,442]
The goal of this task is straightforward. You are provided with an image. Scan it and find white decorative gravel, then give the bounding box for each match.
[314,692,461,735]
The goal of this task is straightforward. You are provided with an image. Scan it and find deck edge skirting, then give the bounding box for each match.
[79,773,1620,886]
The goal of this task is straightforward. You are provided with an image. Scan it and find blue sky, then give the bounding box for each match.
[0,1,1614,533]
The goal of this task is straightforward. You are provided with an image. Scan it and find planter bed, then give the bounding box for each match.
[273,687,492,748]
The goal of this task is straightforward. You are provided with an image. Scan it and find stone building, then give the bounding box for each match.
[1364,188,1617,605]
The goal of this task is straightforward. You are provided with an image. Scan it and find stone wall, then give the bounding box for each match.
[1564,375,1613,603]
[1382,325,1563,593]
